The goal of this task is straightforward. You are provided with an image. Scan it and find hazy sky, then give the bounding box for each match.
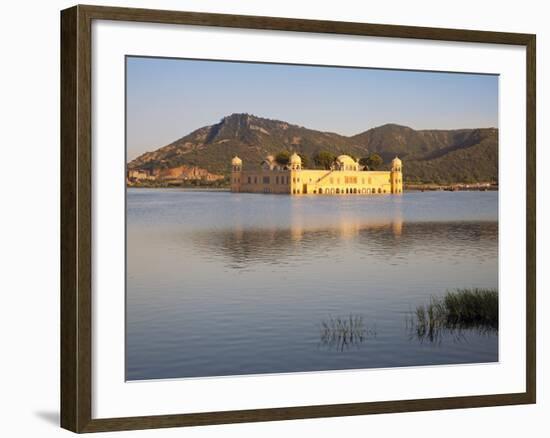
[126,56,498,160]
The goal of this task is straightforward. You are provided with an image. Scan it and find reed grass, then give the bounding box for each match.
[410,288,498,343]
[320,315,376,351]
[442,288,498,328]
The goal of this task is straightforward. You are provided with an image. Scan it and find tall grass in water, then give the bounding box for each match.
[320,315,376,351]
[443,288,498,328]
[410,288,498,343]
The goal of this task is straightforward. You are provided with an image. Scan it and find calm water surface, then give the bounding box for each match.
[126,189,498,380]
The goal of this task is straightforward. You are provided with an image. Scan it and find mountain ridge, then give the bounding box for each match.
[128,113,498,184]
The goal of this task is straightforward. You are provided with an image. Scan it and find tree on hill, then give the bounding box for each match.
[298,153,309,169]
[314,151,336,170]
[360,153,383,170]
[275,151,291,166]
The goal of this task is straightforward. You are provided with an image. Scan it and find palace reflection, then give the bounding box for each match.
[187,217,497,269]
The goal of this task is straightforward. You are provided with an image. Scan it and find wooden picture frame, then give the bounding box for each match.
[61,4,536,433]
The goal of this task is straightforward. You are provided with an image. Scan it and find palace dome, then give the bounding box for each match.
[336,155,359,171]
[231,156,242,165]
[336,155,357,165]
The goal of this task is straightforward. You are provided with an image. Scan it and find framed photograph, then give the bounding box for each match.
[60,4,536,433]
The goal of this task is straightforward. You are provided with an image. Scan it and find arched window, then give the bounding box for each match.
[319,188,323,194]
[378,188,382,194]
[336,188,340,194]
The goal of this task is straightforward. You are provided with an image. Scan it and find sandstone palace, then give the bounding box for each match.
[231,153,403,195]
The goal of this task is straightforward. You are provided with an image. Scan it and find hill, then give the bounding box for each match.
[128,113,498,184]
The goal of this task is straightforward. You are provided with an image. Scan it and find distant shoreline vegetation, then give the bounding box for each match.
[405,182,498,192]
[127,178,230,189]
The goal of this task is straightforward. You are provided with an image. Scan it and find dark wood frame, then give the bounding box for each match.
[61,4,536,433]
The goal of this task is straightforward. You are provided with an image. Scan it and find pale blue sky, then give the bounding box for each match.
[126,56,498,160]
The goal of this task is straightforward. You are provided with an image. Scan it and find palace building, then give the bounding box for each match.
[230,153,403,195]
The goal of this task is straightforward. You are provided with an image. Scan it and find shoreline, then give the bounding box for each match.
[127,185,230,191]
[126,184,498,192]
[404,183,498,192]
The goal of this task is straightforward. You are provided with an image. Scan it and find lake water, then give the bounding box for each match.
[126,189,498,380]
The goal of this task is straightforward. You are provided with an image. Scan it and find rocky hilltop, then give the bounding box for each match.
[128,113,498,185]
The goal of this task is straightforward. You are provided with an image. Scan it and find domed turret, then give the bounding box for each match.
[391,156,402,172]
[231,156,242,174]
[290,153,301,164]
[261,154,276,170]
[290,153,302,170]
[390,156,403,194]
[230,156,242,193]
